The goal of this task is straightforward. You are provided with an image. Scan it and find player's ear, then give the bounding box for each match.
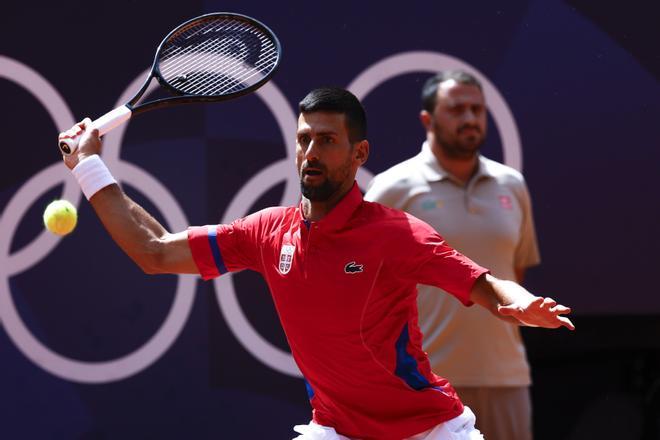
[354,140,369,165]
[420,110,432,131]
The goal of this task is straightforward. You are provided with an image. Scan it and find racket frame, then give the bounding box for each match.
[59,12,282,155]
[129,12,282,115]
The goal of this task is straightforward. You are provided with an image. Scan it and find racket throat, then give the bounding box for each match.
[93,105,133,136]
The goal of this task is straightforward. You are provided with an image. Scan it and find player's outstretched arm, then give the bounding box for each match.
[58,119,198,276]
[470,273,575,330]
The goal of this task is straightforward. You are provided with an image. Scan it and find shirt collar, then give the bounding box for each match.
[298,181,363,231]
[417,141,450,182]
[475,155,498,179]
[416,141,495,183]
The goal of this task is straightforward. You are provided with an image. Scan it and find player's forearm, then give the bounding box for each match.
[471,273,575,330]
[470,273,527,324]
[89,183,169,273]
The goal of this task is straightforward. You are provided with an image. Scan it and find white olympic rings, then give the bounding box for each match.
[0,51,520,382]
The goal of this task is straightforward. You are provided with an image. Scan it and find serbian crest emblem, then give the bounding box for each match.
[279,244,295,275]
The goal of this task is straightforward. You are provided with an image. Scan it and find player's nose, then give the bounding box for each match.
[303,140,320,161]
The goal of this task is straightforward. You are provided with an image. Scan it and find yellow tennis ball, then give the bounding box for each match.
[43,199,78,236]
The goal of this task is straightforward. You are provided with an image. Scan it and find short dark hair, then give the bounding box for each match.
[421,70,483,113]
[299,87,367,143]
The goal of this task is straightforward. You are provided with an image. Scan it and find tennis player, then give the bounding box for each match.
[59,87,573,440]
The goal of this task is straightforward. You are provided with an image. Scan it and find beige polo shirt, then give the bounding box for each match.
[365,142,540,386]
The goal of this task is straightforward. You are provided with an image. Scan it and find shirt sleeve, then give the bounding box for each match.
[513,178,541,269]
[391,215,489,306]
[187,214,263,281]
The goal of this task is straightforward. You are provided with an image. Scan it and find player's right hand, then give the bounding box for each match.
[58,118,102,170]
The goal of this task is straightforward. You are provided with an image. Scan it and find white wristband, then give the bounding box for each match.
[71,155,118,200]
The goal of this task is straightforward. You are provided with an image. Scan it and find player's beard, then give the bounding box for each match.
[300,158,352,202]
[434,122,485,160]
[301,177,340,202]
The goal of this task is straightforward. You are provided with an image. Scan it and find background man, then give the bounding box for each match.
[366,71,541,440]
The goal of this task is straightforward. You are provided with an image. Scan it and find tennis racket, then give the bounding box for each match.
[59,12,281,155]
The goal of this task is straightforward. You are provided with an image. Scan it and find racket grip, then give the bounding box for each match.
[59,105,133,155]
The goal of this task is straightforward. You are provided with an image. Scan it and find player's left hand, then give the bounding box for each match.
[498,296,575,330]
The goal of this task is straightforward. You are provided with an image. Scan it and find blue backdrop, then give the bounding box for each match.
[1,0,658,438]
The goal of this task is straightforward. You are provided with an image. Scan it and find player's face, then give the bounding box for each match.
[430,80,487,159]
[295,112,361,202]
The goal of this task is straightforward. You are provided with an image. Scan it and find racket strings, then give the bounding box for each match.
[161,39,246,83]
[174,41,277,95]
[161,30,254,81]
[160,23,249,79]
[162,38,273,95]
[162,37,273,94]
[164,17,238,48]
[172,17,239,42]
[162,19,274,65]
[161,19,246,63]
[185,43,278,95]
[162,22,273,81]
[203,47,278,95]
[158,18,279,96]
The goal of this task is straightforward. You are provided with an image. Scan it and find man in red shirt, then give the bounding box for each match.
[59,87,573,440]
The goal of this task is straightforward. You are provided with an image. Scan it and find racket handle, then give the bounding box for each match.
[59,105,133,155]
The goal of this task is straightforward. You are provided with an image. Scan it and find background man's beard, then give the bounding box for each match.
[439,139,480,159]
[300,178,341,202]
[435,127,484,160]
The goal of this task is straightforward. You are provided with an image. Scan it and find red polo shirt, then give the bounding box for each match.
[188,182,488,440]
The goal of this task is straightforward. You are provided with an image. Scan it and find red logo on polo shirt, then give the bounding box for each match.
[279,244,295,274]
[498,195,513,210]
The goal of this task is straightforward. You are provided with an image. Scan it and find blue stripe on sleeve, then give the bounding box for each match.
[394,323,432,390]
[207,226,228,275]
[303,378,315,400]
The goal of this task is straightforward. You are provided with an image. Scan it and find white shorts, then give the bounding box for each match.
[292,406,484,440]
